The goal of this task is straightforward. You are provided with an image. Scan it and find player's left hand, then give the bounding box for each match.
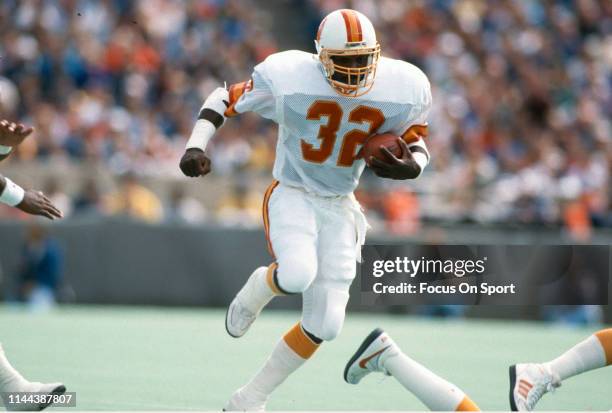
[368,138,421,180]
[0,120,34,147]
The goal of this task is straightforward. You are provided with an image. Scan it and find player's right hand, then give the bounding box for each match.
[180,148,212,177]
[17,189,63,220]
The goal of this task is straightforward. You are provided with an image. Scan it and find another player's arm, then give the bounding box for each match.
[0,172,63,220]
[0,120,34,162]
[0,120,63,219]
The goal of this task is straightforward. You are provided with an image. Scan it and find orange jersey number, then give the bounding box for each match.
[300,100,384,167]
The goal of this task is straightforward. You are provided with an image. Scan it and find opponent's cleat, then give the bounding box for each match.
[223,387,267,412]
[344,328,398,384]
[509,363,560,411]
[2,382,66,411]
[226,267,271,338]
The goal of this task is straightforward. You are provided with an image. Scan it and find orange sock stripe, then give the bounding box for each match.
[455,396,480,412]
[283,322,320,359]
[262,180,279,258]
[594,328,612,365]
[265,262,282,295]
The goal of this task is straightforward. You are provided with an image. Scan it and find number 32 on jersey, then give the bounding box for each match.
[300,100,384,167]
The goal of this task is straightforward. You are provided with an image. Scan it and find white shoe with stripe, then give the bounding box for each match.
[344,328,398,385]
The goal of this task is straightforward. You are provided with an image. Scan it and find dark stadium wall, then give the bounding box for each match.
[0,219,610,323]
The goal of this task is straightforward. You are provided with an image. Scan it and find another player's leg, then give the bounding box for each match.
[345,329,479,411]
[509,328,612,411]
[0,344,66,411]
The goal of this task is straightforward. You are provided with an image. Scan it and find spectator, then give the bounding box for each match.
[216,180,262,228]
[104,172,163,223]
[165,186,208,224]
[43,178,72,218]
[18,223,63,311]
[72,178,104,217]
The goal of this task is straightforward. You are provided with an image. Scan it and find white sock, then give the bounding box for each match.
[383,352,475,411]
[544,334,607,381]
[238,266,276,314]
[0,344,27,392]
[240,339,305,401]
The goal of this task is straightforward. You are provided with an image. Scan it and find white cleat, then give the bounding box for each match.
[344,328,398,384]
[509,363,560,411]
[225,267,270,338]
[223,387,267,412]
[2,381,66,411]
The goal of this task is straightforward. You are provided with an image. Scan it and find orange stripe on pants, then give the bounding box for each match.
[265,262,283,295]
[262,180,279,258]
[283,322,320,359]
[595,328,612,365]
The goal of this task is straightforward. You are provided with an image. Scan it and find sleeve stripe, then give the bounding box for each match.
[224,80,251,117]
[401,124,428,143]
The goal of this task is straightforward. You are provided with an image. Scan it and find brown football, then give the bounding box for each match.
[362,133,402,166]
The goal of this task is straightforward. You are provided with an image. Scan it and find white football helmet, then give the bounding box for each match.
[315,9,380,97]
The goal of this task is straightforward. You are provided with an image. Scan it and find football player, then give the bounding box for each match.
[344,328,612,411]
[0,119,66,410]
[179,9,431,410]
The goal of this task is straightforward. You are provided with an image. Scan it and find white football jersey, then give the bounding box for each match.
[230,50,432,196]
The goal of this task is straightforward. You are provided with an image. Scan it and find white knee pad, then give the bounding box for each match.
[301,284,350,341]
[276,254,318,294]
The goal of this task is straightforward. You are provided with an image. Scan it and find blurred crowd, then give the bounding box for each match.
[0,171,266,226]
[316,0,612,238]
[0,0,611,236]
[0,0,277,175]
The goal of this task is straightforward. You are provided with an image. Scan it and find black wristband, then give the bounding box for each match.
[198,108,224,129]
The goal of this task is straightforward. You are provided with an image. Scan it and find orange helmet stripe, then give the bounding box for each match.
[340,9,362,43]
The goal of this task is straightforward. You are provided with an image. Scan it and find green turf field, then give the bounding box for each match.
[0,305,609,411]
